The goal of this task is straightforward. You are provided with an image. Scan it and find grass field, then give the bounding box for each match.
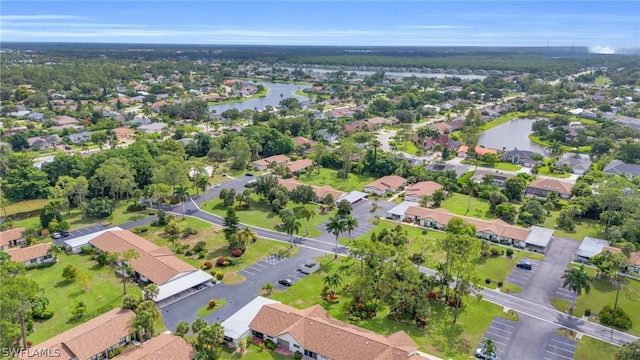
[270,255,502,360]
[3,199,49,216]
[393,140,420,155]
[206,86,269,106]
[203,195,334,237]
[301,168,376,192]
[595,76,611,86]
[26,253,143,344]
[461,160,522,171]
[196,299,228,317]
[537,165,572,178]
[529,134,591,154]
[139,217,297,285]
[476,249,544,288]
[218,343,291,360]
[542,213,603,240]
[573,336,620,360]
[441,193,495,220]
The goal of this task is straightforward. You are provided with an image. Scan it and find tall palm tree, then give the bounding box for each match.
[483,339,497,358]
[116,249,140,295]
[343,215,359,241]
[298,206,316,236]
[237,226,256,248]
[561,265,592,310]
[142,283,160,301]
[325,215,346,259]
[194,174,211,205]
[173,184,190,219]
[546,141,566,159]
[283,216,301,248]
[368,139,382,173]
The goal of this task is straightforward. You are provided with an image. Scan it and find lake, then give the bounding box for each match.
[271,67,486,80]
[478,117,549,154]
[208,82,310,113]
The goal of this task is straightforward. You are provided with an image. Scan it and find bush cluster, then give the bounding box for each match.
[599,306,632,329]
[231,248,244,257]
[202,261,213,270]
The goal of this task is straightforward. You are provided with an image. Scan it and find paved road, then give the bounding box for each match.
[445,157,580,183]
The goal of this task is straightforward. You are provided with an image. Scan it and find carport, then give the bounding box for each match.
[64,227,122,253]
[525,226,554,254]
[386,201,419,221]
[338,191,368,204]
[221,296,281,347]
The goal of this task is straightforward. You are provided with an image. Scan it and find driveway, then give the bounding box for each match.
[514,237,580,307]
[500,313,571,360]
[505,257,542,288]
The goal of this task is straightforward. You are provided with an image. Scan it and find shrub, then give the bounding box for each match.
[485,278,492,284]
[599,306,632,329]
[506,248,514,257]
[183,226,198,235]
[490,248,502,257]
[216,272,224,280]
[209,270,217,277]
[208,299,217,309]
[32,309,54,320]
[40,228,50,236]
[185,250,193,257]
[223,260,230,267]
[264,339,277,350]
[497,281,504,287]
[216,256,227,267]
[164,221,181,235]
[231,248,244,257]
[294,351,303,360]
[127,203,147,211]
[202,262,213,270]
[107,346,122,358]
[584,309,591,317]
[198,250,207,259]
[258,342,265,352]
[26,261,57,270]
[426,291,438,300]
[132,226,149,234]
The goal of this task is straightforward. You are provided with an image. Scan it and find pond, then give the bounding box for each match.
[272,67,486,80]
[208,82,310,113]
[478,117,549,154]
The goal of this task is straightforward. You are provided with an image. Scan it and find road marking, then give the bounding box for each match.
[253,262,269,269]
[240,269,255,276]
[544,349,573,360]
[484,331,511,341]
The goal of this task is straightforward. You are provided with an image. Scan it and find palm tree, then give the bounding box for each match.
[131,300,161,340]
[116,249,140,295]
[237,226,256,248]
[368,139,382,173]
[191,318,208,335]
[561,265,592,310]
[142,283,160,301]
[343,215,358,241]
[173,184,190,219]
[325,215,346,259]
[483,339,497,358]
[546,141,566,159]
[283,216,301,248]
[174,320,190,338]
[194,174,211,205]
[322,272,343,298]
[298,206,316,236]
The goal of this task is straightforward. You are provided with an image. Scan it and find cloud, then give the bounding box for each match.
[0,15,82,21]
[588,46,616,54]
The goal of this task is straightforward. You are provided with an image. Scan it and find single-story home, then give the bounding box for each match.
[470,169,513,187]
[64,227,122,254]
[278,178,346,203]
[89,230,212,303]
[55,115,79,126]
[293,136,318,150]
[363,175,407,196]
[66,131,93,144]
[285,159,313,174]
[457,145,499,158]
[500,149,542,168]
[138,122,168,134]
[0,227,27,250]
[5,243,56,267]
[386,201,420,221]
[403,181,444,203]
[525,178,574,199]
[249,303,423,360]
[112,127,136,142]
[115,333,196,360]
[253,155,291,171]
[337,191,368,205]
[557,154,592,175]
[222,296,281,348]
[24,308,137,360]
[575,237,616,263]
[426,162,471,178]
[603,160,640,177]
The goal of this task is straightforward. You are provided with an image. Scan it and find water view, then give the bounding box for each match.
[478,117,549,154]
[208,82,310,113]
[274,67,487,80]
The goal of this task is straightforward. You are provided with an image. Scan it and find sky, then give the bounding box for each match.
[1,1,638,51]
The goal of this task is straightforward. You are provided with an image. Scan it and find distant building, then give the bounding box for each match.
[363,175,407,196]
[525,178,574,199]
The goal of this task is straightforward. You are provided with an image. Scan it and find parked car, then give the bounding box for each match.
[516,262,532,270]
[245,172,254,177]
[475,348,497,360]
[61,230,70,237]
[51,232,62,239]
[213,183,221,188]
[64,145,72,150]
[278,278,294,286]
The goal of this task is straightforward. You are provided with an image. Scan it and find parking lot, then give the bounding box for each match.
[478,317,520,359]
[541,334,577,360]
[238,255,283,278]
[553,285,577,303]
[505,257,542,287]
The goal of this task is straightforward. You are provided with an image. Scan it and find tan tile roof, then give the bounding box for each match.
[253,154,291,167]
[457,145,498,155]
[405,206,532,241]
[629,251,640,266]
[89,230,197,285]
[286,159,313,173]
[0,227,26,247]
[56,115,79,125]
[249,304,418,360]
[404,181,444,198]
[278,179,345,201]
[115,333,196,360]
[293,136,317,148]
[30,308,135,360]
[5,243,51,263]
[365,175,407,192]
[527,178,574,196]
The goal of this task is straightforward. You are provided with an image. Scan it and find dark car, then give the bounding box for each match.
[61,230,70,237]
[64,145,72,150]
[245,173,254,177]
[516,262,532,270]
[278,278,294,286]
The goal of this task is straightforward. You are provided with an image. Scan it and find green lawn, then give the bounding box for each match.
[461,160,522,171]
[203,195,334,237]
[595,76,611,86]
[573,336,620,360]
[441,193,495,220]
[301,168,376,192]
[537,166,572,178]
[206,86,269,106]
[3,199,49,216]
[476,249,544,288]
[26,253,143,344]
[542,213,603,240]
[219,343,291,360]
[393,141,420,155]
[139,217,297,285]
[477,112,530,132]
[529,134,591,154]
[196,299,228,317]
[270,255,502,360]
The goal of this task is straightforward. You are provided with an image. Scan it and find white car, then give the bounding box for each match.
[475,348,497,360]
[213,184,221,188]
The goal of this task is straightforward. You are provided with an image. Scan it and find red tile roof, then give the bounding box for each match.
[404,181,444,198]
[364,175,407,192]
[5,243,51,263]
[0,227,26,247]
[116,333,196,360]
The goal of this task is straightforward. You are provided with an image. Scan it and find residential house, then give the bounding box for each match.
[525,178,574,199]
[89,230,213,303]
[138,122,168,134]
[470,169,513,187]
[66,131,93,144]
[249,303,422,360]
[432,119,464,134]
[278,178,345,203]
[363,175,407,196]
[293,136,318,153]
[457,145,499,158]
[556,154,592,175]
[55,115,79,126]
[425,162,471,178]
[285,159,313,174]
[403,181,444,203]
[25,308,137,360]
[403,206,554,252]
[500,149,542,168]
[317,129,338,143]
[0,227,27,250]
[5,243,56,267]
[222,296,281,348]
[627,252,640,275]
[343,116,392,133]
[2,126,28,136]
[112,127,136,143]
[115,333,196,360]
[26,112,44,121]
[386,201,420,221]
[252,155,291,171]
[575,237,617,263]
[27,136,51,150]
[603,160,640,177]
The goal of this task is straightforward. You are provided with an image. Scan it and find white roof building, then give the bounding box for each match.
[221,296,281,347]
